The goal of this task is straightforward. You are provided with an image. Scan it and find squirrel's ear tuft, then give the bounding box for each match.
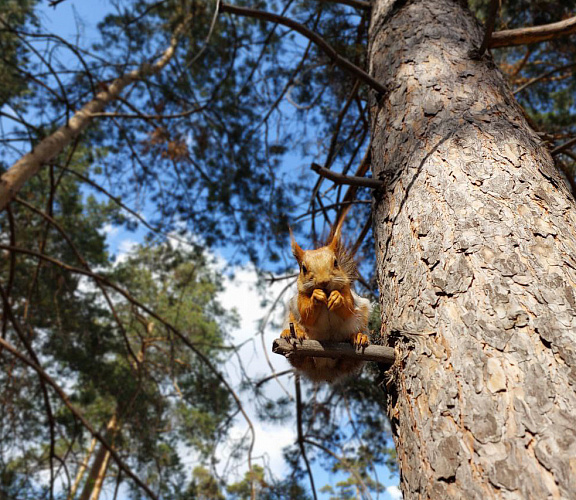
[328,217,344,253]
[328,204,352,252]
[289,227,305,264]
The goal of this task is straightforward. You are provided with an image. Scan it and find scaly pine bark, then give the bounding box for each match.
[369,0,576,498]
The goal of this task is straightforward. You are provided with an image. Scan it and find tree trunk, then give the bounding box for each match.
[67,437,97,500]
[78,413,119,500]
[369,1,576,498]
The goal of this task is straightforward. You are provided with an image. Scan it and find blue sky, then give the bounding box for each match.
[33,1,401,498]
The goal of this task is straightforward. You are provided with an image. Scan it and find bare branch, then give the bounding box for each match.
[311,162,383,189]
[317,0,370,10]
[490,15,576,48]
[219,3,386,94]
[477,0,500,56]
[295,375,317,500]
[272,338,396,365]
[0,243,257,488]
[514,62,576,95]
[552,136,576,156]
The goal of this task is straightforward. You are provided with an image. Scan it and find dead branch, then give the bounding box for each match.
[311,162,383,189]
[273,338,395,365]
[317,0,370,10]
[551,136,576,156]
[490,15,576,48]
[477,0,500,56]
[219,3,386,95]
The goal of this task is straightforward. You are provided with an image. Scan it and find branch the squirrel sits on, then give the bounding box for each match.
[281,209,371,382]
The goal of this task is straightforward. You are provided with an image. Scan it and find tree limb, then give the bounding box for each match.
[311,162,383,188]
[317,0,370,10]
[219,3,386,94]
[272,338,396,365]
[514,62,576,95]
[490,15,576,48]
[477,0,500,56]
[552,136,576,156]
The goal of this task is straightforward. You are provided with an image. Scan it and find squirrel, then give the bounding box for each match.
[281,214,371,383]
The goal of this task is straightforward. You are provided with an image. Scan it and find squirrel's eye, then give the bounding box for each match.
[334,258,339,268]
[302,264,308,274]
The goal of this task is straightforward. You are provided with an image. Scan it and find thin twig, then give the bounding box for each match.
[295,374,318,500]
[311,163,383,189]
[0,243,257,492]
[255,369,294,389]
[219,3,386,94]
[0,335,159,500]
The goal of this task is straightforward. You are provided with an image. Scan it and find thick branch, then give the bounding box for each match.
[272,338,395,365]
[219,3,386,95]
[311,162,383,188]
[490,15,576,48]
[0,18,189,211]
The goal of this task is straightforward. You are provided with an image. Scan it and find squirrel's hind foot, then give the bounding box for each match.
[350,332,369,348]
[281,322,307,342]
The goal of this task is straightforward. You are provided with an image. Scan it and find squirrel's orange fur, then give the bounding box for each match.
[281,216,371,383]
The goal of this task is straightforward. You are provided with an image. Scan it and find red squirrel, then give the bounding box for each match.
[281,215,371,382]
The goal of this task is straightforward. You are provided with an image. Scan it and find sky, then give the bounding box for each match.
[34,1,402,498]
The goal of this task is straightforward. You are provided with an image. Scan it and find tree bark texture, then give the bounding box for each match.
[369,1,576,498]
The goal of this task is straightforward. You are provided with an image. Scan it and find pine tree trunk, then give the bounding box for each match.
[67,438,97,500]
[78,414,118,500]
[369,1,576,498]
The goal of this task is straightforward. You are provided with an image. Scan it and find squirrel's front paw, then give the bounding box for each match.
[327,290,343,311]
[312,288,327,304]
[350,332,369,348]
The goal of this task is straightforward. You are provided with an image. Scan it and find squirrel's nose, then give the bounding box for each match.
[316,280,330,290]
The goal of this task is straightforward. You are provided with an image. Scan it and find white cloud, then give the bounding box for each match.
[98,223,119,239]
[387,485,403,500]
[218,264,298,477]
